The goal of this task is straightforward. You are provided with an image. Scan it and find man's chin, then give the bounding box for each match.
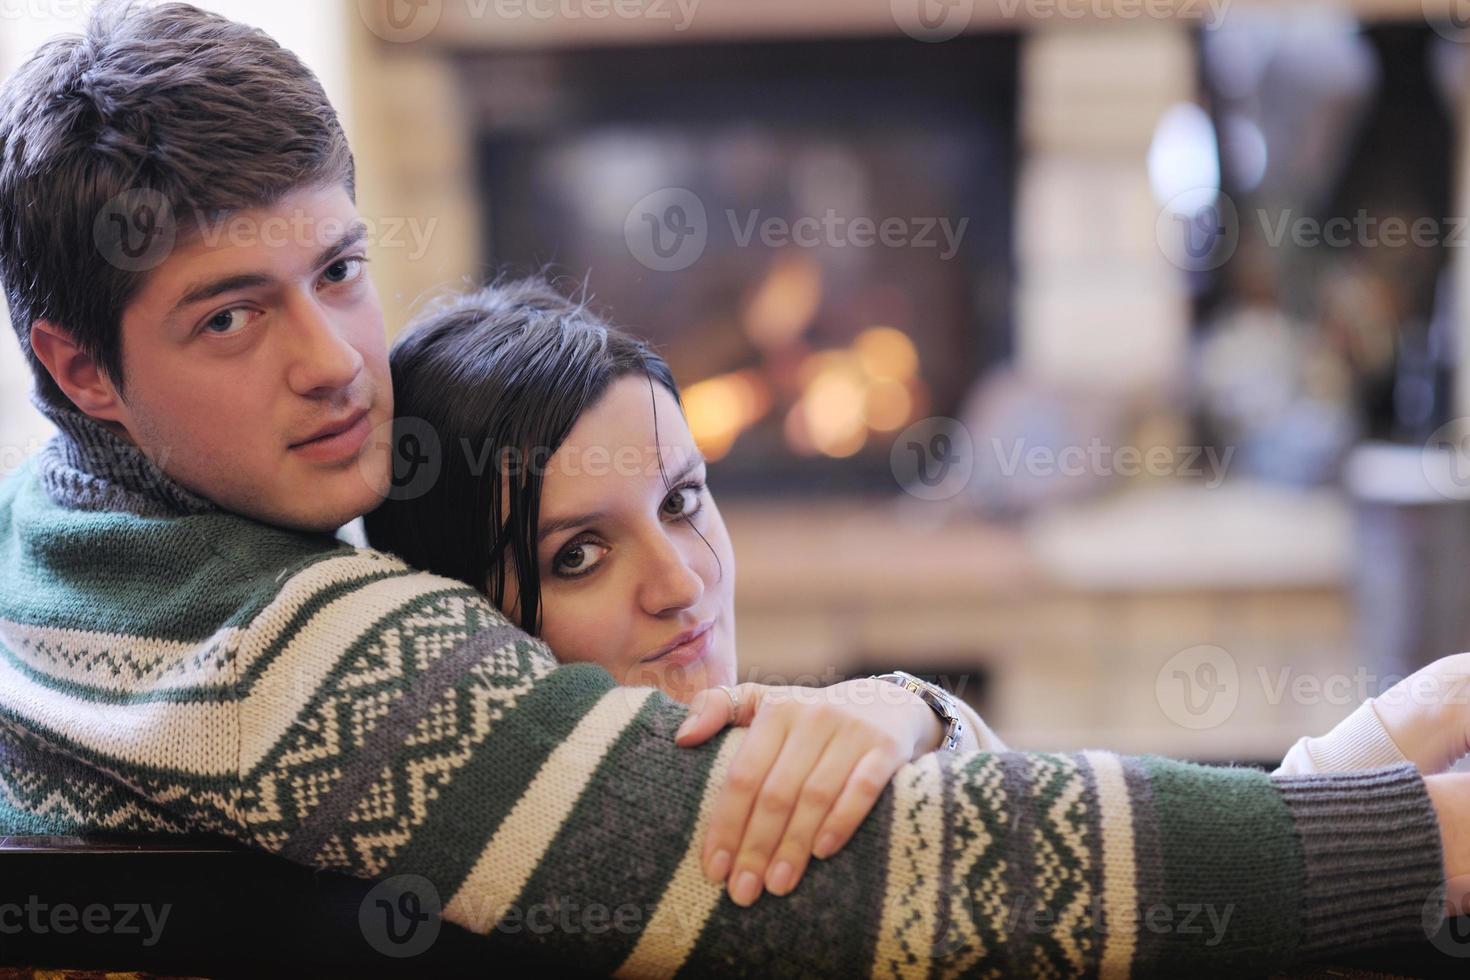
[224,479,383,536]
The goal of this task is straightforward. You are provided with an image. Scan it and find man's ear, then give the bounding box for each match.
[29,319,127,424]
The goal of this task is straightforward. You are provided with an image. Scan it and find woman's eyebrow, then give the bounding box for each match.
[665,453,707,485]
[535,452,708,545]
[537,512,601,544]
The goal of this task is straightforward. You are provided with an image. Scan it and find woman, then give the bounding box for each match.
[363,277,1002,908]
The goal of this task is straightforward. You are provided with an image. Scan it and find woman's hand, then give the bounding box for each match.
[1374,653,1470,774]
[673,678,946,906]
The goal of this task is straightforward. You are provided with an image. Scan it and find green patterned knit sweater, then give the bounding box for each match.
[0,401,1448,978]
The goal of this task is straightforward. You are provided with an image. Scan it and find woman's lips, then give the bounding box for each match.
[644,619,715,670]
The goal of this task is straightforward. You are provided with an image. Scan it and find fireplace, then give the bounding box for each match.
[458,34,1018,495]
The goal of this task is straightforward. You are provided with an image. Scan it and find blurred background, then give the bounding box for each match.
[2,0,1468,764]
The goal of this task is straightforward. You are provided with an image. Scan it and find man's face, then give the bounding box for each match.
[109,184,393,531]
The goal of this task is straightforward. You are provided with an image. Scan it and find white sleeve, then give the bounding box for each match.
[1274,699,1410,775]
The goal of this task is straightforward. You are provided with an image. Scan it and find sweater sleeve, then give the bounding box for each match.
[228,582,1448,979]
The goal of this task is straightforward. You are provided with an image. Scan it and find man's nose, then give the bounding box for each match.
[285,292,363,397]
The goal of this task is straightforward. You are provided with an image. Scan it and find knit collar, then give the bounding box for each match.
[32,392,219,518]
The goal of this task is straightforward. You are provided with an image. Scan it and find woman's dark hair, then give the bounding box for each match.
[364,277,714,634]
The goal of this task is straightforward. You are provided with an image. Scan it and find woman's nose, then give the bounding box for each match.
[639,535,706,616]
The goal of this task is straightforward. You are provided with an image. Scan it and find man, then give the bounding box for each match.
[0,3,1464,976]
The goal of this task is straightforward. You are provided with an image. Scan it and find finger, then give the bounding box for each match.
[676,682,761,747]
[726,718,836,907]
[810,746,906,862]
[700,700,788,884]
[762,735,868,896]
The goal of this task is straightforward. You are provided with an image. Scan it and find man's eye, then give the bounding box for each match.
[554,540,609,578]
[322,257,365,285]
[202,308,250,335]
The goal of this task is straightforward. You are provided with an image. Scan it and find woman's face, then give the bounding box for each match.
[499,375,738,704]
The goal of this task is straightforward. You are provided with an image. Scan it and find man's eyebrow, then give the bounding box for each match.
[169,222,370,317]
[535,452,708,545]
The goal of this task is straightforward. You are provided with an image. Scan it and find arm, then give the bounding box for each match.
[1276,653,1470,776]
[230,578,1448,977]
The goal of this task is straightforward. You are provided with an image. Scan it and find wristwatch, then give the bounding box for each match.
[873,670,966,751]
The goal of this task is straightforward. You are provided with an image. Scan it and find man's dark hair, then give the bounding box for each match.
[0,0,355,410]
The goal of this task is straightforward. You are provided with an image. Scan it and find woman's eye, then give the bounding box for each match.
[322,256,365,285]
[661,483,705,520]
[202,308,251,336]
[554,540,609,578]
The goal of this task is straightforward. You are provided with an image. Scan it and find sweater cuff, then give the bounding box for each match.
[1275,700,1410,776]
[1273,764,1445,960]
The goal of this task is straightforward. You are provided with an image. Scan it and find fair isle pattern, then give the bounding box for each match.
[873,752,946,980]
[614,730,746,979]
[0,723,189,835]
[444,686,658,933]
[242,595,553,870]
[0,551,406,697]
[936,752,1008,980]
[1081,751,1138,980]
[1022,755,1096,979]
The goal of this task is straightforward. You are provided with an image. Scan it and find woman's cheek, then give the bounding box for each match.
[539,589,635,679]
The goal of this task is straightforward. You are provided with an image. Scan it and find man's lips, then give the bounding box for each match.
[290,407,371,448]
[289,408,372,464]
